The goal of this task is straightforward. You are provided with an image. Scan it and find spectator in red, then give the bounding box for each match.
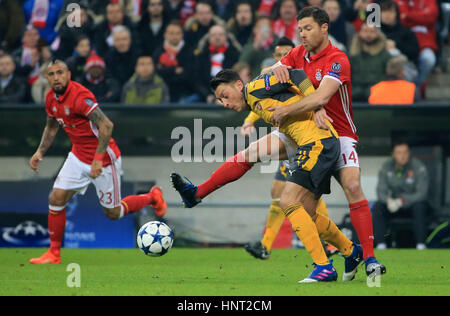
[395,0,439,94]
[194,24,240,102]
[138,0,171,56]
[271,0,301,45]
[258,0,277,17]
[153,21,195,102]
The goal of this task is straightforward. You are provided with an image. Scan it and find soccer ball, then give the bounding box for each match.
[137,221,174,257]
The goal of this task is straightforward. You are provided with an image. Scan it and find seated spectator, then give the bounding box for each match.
[380,1,419,64]
[323,0,349,50]
[137,0,171,56]
[104,26,139,87]
[65,36,93,83]
[81,55,120,103]
[94,2,138,57]
[167,0,197,25]
[23,0,64,45]
[184,1,225,49]
[395,0,439,94]
[369,55,416,105]
[349,22,392,102]
[194,24,240,102]
[122,55,170,105]
[153,21,196,102]
[261,36,295,72]
[232,62,252,84]
[0,54,26,103]
[0,0,26,52]
[372,141,429,250]
[226,1,255,47]
[240,16,277,78]
[12,25,41,86]
[271,0,300,45]
[55,4,95,60]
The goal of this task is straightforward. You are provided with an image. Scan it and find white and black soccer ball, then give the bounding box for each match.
[137,221,174,257]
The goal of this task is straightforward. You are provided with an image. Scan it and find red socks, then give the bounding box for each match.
[121,193,152,217]
[349,199,375,259]
[48,209,66,257]
[196,152,254,199]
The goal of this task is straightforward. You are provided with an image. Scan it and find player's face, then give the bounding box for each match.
[215,82,246,112]
[392,144,410,167]
[298,17,328,52]
[273,45,292,62]
[46,64,71,95]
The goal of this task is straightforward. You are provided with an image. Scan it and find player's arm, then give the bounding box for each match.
[88,107,114,178]
[241,112,260,137]
[270,77,340,126]
[29,117,60,173]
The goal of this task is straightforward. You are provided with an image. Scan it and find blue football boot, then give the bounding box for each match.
[342,243,364,281]
[298,260,338,283]
[170,173,201,208]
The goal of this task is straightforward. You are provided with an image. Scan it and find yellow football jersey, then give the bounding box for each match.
[244,69,338,146]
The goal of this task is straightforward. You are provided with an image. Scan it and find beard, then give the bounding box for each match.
[53,83,68,96]
[361,37,381,46]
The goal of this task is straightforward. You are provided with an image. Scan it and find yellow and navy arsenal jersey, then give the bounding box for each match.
[244,69,338,146]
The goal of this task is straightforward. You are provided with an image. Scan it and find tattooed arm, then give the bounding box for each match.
[29,117,60,173]
[87,107,114,178]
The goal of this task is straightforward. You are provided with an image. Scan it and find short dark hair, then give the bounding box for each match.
[391,140,410,151]
[276,36,295,48]
[210,69,243,92]
[380,0,399,12]
[297,6,330,27]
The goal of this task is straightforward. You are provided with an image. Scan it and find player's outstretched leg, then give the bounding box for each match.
[171,152,254,208]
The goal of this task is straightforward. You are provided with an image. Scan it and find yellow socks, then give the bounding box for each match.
[313,201,354,257]
[261,200,286,252]
[283,203,329,266]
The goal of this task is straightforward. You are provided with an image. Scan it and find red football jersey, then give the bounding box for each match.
[45,81,121,166]
[281,41,358,140]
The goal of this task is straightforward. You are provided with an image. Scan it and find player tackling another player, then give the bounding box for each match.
[171,6,386,283]
[29,60,167,264]
[264,6,385,275]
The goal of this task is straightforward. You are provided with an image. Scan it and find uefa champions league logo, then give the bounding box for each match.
[1,221,50,246]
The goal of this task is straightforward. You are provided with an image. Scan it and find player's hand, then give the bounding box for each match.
[272,64,292,83]
[313,108,333,130]
[267,105,291,126]
[240,122,256,137]
[29,151,43,173]
[90,160,103,179]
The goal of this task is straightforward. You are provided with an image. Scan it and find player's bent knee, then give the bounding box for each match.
[103,207,121,221]
[49,193,68,207]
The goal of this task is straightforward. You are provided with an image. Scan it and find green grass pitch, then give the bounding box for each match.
[1,248,449,296]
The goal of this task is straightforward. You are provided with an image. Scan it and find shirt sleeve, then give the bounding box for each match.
[74,91,99,117]
[322,54,351,86]
[244,111,261,124]
[45,93,54,118]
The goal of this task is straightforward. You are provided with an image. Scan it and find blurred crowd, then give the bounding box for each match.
[0,0,449,105]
